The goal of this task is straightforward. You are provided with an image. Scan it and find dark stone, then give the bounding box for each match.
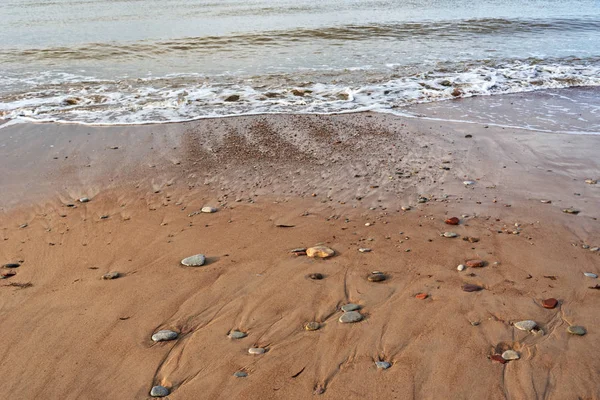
[542,298,558,309]
[224,94,240,102]
[367,272,386,282]
[2,263,20,268]
[308,273,324,280]
[462,284,483,292]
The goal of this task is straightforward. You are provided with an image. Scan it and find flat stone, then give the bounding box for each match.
[308,273,324,280]
[291,248,307,254]
[462,284,483,292]
[514,320,537,332]
[341,303,361,312]
[401,206,411,211]
[150,385,169,397]
[585,179,597,184]
[542,298,558,309]
[367,272,386,282]
[442,232,458,238]
[457,264,466,271]
[181,254,206,266]
[491,354,507,364]
[563,208,580,214]
[102,271,120,280]
[466,260,485,268]
[591,247,600,252]
[304,322,320,331]
[228,330,247,339]
[502,350,520,360]
[2,263,20,268]
[445,217,460,225]
[375,361,391,369]
[1,270,16,279]
[79,197,90,203]
[152,330,178,342]
[201,206,217,213]
[583,272,598,278]
[567,326,586,336]
[358,248,371,253]
[463,180,476,185]
[234,371,248,378]
[339,311,363,323]
[415,293,428,300]
[248,347,266,355]
[540,199,552,204]
[306,246,335,258]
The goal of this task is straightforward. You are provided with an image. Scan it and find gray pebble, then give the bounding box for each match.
[341,303,360,312]
[248,347,265,355]
[514,320,537,332]
[181,254,206,267]
[201,206,217,213]
[567,326,586,336]
[79,197,90,203]
[583,272,598,278]
[228,330,247,339]
[150,385,169,397]
[102,271,120,280]
[339,311,363,323]
[152,330,178,342]
[234,371,248,378]
[442,232,458,238]
[375,361,391,369]
[502,350,520,360]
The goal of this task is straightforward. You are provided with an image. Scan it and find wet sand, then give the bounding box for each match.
[1,111,599,399]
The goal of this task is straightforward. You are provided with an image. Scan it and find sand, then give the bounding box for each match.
[1,110,599,399]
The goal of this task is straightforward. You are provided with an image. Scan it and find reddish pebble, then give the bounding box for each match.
[415,293,428,300]
[466,260,485,268]
[542,298,558,309]
[491,355,507,364]
[462,284,483,292]
[445,217,460,225]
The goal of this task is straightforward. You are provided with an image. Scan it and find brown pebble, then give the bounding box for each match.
[445,217,460,225]
[542,298,558,309]
[308,273,324,280]
[304,322,320,331]
[466,260,485,268]
[490,354,507,364]
[367,272,386,282]
[415,293,428,300]
[462,284,483,292]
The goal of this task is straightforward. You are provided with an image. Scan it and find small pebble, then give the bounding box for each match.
[1,270,16,279]
[445,217,459,225]
[339,311,363,323]
[308,273,324,280]
[150,385,169,397]
[563,208,580,214]
[514,320,537,332]
[442,232,458,238]
[585,179,597,184]
[102,271,120,280]
[375,361,391,369]
[567,326,586,336]
[463,180,476,185]
[457,264,466,271]
[341,303,360,312]
[367,272,386,282]
[234,371,248,378]
[502,350,520,361]
[540,199,551,204]
[358,248,371,253]
[79,197,90,203]
[401,206,411,211]
[466,260,485,268]
[2,263,20,268]
[248,347,266,355]
[228,330,247,339]
[152,330,178,342]
[591,247,599,252]
[306,246,335,258]
[201,206,217,213]
[415,293,428,300]
[462,284,483,292]
[542,298,558,309]
[181,254,206,266]
[583,272,598,278]
[304,322,320,331]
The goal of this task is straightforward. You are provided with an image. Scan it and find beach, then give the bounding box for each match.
[1,103,599,399]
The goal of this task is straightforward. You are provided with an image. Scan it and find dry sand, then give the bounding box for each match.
[1,111,599,399]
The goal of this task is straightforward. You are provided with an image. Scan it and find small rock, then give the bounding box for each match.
[514,320,537,332]
[306,246,335,258]
[502,350,520,361]
[490,354,507,364]
[2,263,20,268]
[591,247,600,252]
[540,199,552,204]
[463,236,480,243]
[417,196,428,203]
[1,270,16,279]
[457,264,466,271]
[228,330,247,339]
[585,179,597,184]
[308,273,324,280]
[224,94,240,102]
[442,232,458,238]
[542,298,558,309]
[358,248,371,253]
[248,347,266,355]
[234,371,248,378]
[401,206,411,211]
[415,293,428,300]
[102,271,120,280]
[19,223,28,229]
[567,326,586,336]
[150,385,170,397]
[471,321,480,326]
[181,254,206,266]
[563,208,580,214]
[79,197,90,203]
[466,260,485,268]
[463,180,476,185]
[375,361,391,369]
[201,206,217,213]
[583,272,598,278]
[462,284,483,292]
[341,303,361,312]
[445,217,460,225]
[367,271,386,282]
[339,311,363,323]
[152,330,178,342]
[304,322,320,331]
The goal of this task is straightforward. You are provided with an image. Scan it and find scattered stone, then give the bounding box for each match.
[306,246,335,258]
[591,247,600,252]
[100,215,109,219]
[563,208,580,214]
[276,223,295,228]
[367,271,386,282]
[358,248,371,253]
[79,197,90,203]
[248,347,266,355]
[304,322,320,331]
[466,260,485,268]
[224,94,240,102]
[339,311,363,323]
[417,196,428,203]
[181,254,206,266]
[341,303,360,312]
[308,273,324,280]
[502,350,520,361]
[415,293,428,300]
[445,217,460,225]
[442,232,458,238]
[2,263,20,268]
[228,330,247,339]
[291,247,307,254]
[514,320,537,332]
[465,134,473,138]
[375,361,391,369]
[201,206,217,213]
[401,206,411,211]
[462,284,483,292]
[491,354,507,364]
[102,271,120,280]
[540,199,552,204]
[150,385,170,397]
[583,272,598,278]
[234,371,248,378]
[152,330,178,342]
[463,236,480,243]
[567,326,586,336]
[585,179,597,184]
[463,180,476,185]
[457,264,466,271]
[19,223,28,228]
[1,270,16,279]
[542,298,558,309]
[471,321,480,326]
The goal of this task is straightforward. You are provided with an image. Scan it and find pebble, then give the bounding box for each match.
[542,298,558,309]
[152,330,178,342]
[462,284,483,292]
[375,361,391,369]
[339,311,363,323]
[591,247,600,252]
[308,273,324,280]
[514,320,537,332]
[2,263,20,268]
[19,223,28,228]
[442,232,458,238]
[228,330,247,339]
[79,197,90,203]
[304,322,320,331]
[502,350,520,361]
[567,326,586,336]
[401,206,411,211]
[102,271,120,280]
[234,371,248,378]
[466,260,485,268]
[585,179,597,184]
[201,206,217,213]
[341,303,361,312]
[463,180,476,185]
[457,264,466,271]
[358,248,371,253]
[1,270,16,279]
[181,254,206,266]
[491,354,507,364]
[563,208,580,214]
[583,272,598,278]
[445,217,460,225]
[540,199,552,204]
[367,271,386,282]
[306,246,335,258]
[415,293,428,300]
[150,385,170,397]
[248,347,266,355]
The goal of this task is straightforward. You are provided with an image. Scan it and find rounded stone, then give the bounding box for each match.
[308,273,324,280]
[102,271,120,280]
[463,180,476,185]
[79,197,90,203]
[466,260,485,268]
[563,208,580,214]
[358,248,371,253]
[445,217,460,225]
[542,298,558,309]
[415,293,428,300]
[567,326,586,336]
[1,270,16,278]
[457,264,466,271]
[150,385,169,397]
[375,361,391,369]
[2,263,20,268]
[201,206,217,213]
[234,371,248,378]
[514,320,537,332]
[152,330,178,342]
[248,347,266,355]
[228,330,247,339]
[442,232,458,238]
[306,246,335,258]
[367,272,386,282]
[462,284,483,292]
[181,254,206,267]
[583,272,598,278]
[304,322,320,331]
[341,303,360,312]
[339,311,363,323]
[501,350,520,361]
